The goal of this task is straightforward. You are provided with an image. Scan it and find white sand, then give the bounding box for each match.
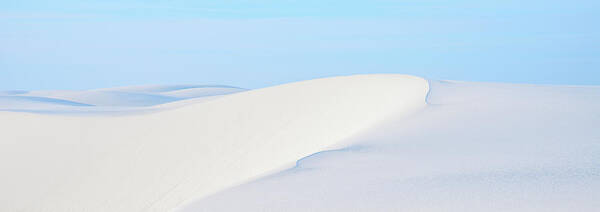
[3,75,599,211]
[0,75,428,212]
[179,80,600,212]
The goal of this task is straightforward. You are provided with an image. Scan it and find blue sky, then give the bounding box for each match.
[1,0,599,90]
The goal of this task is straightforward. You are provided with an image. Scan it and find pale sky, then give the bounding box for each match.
[1,0,599,90]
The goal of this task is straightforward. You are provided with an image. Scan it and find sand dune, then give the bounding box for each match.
[0,75,428,212]
[3,75,598,212]
[179,80,600,212]
[95,84,242,93]
[24,90,180,107]
[0,96,93,111]
[0,85,246,113]
[159,87,245,99]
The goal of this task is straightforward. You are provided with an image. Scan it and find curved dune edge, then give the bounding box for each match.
[177,80,600,212]
[0,74,429,212]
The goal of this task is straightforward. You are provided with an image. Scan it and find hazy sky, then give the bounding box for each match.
[1,0,599,90]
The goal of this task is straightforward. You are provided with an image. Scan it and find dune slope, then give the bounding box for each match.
[0,75,428,212]
[179,80,600,212]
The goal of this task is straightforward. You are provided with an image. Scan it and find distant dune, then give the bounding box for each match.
[0,85,247,113]
[0,96,93,111]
